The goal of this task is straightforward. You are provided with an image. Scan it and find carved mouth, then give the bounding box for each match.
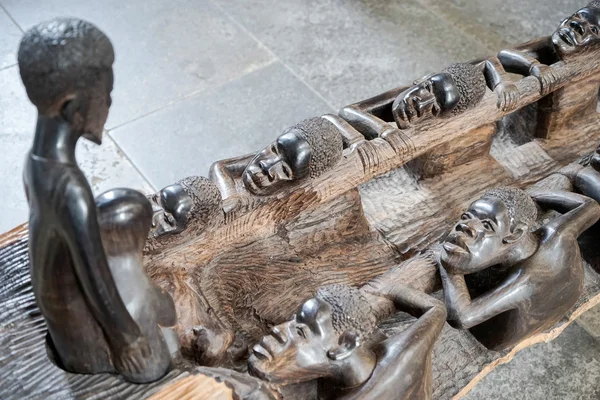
[558,28,576,47]
[443,235,469,254]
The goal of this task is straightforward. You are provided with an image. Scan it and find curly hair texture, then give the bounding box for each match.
[293,117,344,179]
[483,187,538,229]
[178,176,222,224]
[18,18,114,114]
[442,63,487,116]
[588,0,600,10]
[315,284,377,339]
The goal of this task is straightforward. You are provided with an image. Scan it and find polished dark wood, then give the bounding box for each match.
[439,187,600,350]
[4,2,600,398]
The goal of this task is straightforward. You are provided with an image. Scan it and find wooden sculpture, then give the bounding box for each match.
[249,259,446,399]
[3,1,600,399]
[20,18,152,379]
[439,187,600,350]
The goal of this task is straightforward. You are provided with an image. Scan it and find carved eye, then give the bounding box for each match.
[461,213,470,220]
[271,144,278,154]
[296,326,306,339]
[165,213,176,226]
[282,164,292,178]
[592,26,599,35]
[482,221,494,231]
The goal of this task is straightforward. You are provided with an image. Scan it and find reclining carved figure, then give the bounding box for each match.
[210,117,343,210]
[439,187,600,350]
[248,259,446,400]
[339,60,518,141]
[145,176,223,255]
[498,1,600,95]
[20,18,170,381]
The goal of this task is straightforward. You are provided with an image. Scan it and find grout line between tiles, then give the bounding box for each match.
[0,63,17,72]
[104,130,158,192]
[207,0,338,114]
[106,58,278,132]
[0,2,24,33]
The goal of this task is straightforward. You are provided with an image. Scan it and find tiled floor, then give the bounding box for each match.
[0,0,598,398]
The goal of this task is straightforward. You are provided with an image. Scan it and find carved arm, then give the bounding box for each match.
[529,189,600,237]
[497,37,562,96]
[339,86,410,139]
[63,179,144,345]
[209,153,255,212]
[476,57,519,111]
[439,266,529,330]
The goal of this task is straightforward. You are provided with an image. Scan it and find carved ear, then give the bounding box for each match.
[327,331,360,361]
[59,94,80,122]
[502,223,527,245]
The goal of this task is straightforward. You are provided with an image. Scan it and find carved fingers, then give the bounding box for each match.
[113,335,152,378]
[530,64,563,97]
[494,82,520,112]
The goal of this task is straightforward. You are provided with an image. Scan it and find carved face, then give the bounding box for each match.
[249,298,339,384]
[392,72,460,129]
[441,197,521,274]
[149,183,193,238]
[242,129,311,196]
[552,7,600,58]
[591,144,600,171]
[80,68,114,145]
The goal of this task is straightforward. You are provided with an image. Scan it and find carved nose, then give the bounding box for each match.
[456,223,475,238]
[570,20,585,35]
[270,326,287,344]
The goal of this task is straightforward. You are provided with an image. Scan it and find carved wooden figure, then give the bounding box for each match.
[339,59,518,142]
[210,117,343,210]
[19,18,170,383]
[439,187,600,350]
[145,176,223,256]
[97,189,179,382]
[249,257,446,400]
[498,1,600,96]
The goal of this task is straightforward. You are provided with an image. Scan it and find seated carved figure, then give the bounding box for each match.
[20,18,155,380]
[498,1,600,95]
[210,117,343,208]
[248,269,446,400]
[145,176,222,254]
[439,187,600,350]
[97,189,178,382]
[340,60,518,140]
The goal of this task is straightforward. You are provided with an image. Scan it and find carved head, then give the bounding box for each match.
[97,189,153,254]
[441,187,538,274]
[149,176,221,238]
[18,18,115,144]
[392,63,486,129]
[249,284,377,385]
[552,2,600,59]
[242,117,343,196]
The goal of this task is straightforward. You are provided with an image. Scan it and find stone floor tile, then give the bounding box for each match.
[577,304,600,338]
[1,0,274,129]
[464,323,600,400]
[110,61,335,189]
[212,0,490,109]
[0,66,154,233]
[421,0,586,47]
[0,7,21,70]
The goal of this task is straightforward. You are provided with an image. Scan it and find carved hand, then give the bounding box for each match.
[113,335,152,377]
[530,64,563,96]
[494,82,519,112]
